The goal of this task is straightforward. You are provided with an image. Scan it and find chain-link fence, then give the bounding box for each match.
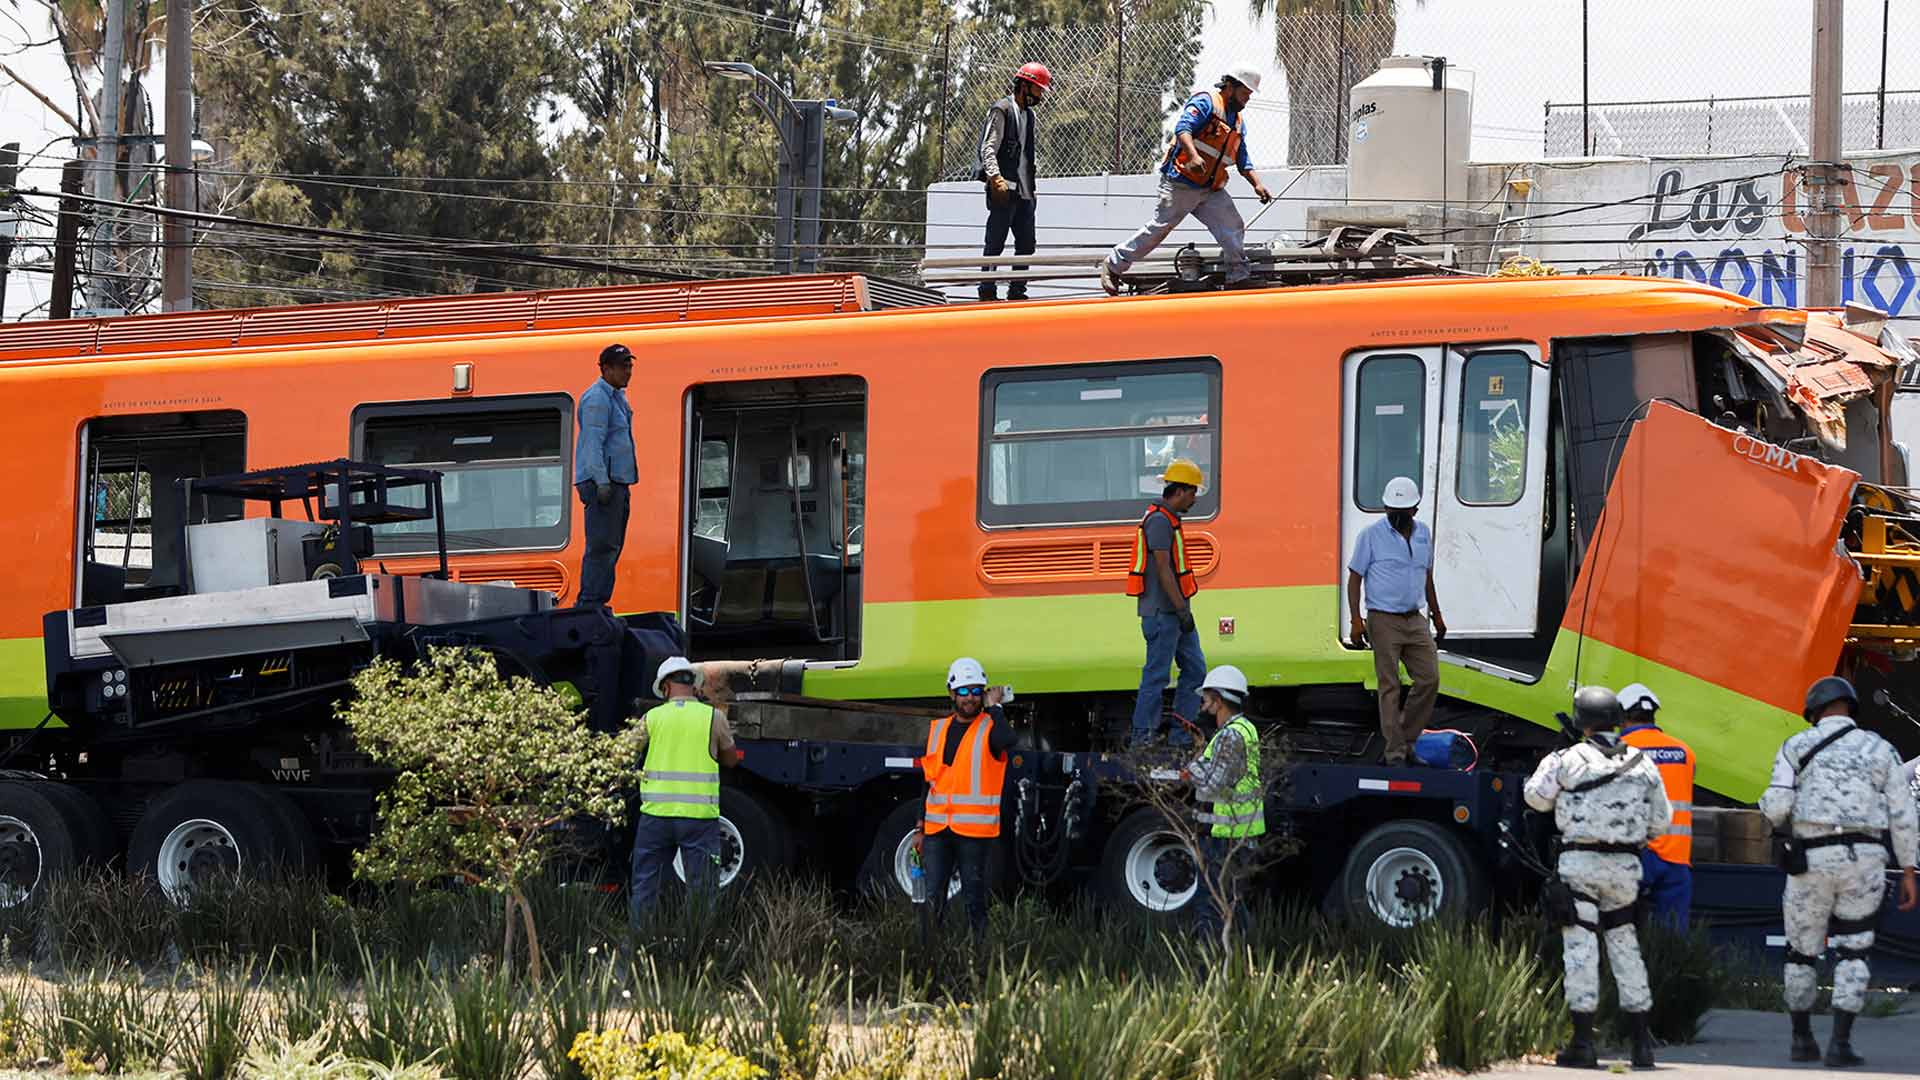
[935,13,1204,181]
[1545,89,1920,158]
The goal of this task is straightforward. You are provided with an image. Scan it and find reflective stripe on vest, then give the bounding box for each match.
[639,700,721,820]
[920,713,1007,838]
[1167,91,1244,191]
[1125,505,1198,599]
[1622,725,1694,864]
[1199,714,1265,839]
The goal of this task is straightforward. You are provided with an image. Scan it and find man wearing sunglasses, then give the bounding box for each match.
[575,343,636,608]
[917,657,1015,944]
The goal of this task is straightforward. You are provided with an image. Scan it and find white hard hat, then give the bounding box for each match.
[1224,64,1262,94]
[1382,476,1420,509]
[652,656,698,699]
[946,657,988,690]
[1201,665,1250,701]
[1618,682,1661,713]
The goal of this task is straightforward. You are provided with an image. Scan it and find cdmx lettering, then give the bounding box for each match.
[1643,245,1917,314]
[1731,432,1801,475]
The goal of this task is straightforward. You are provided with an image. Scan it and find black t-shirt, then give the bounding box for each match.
[941,705,1013,766]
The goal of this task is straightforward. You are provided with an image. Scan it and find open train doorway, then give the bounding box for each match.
[682,377,866,662]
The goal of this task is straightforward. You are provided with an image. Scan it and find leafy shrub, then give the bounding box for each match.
[568,1029,765,1080]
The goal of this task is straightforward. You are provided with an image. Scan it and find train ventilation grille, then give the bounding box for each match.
[452,562,569,597]
[978,533,1217,583]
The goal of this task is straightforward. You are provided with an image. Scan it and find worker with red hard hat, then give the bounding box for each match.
[974,62,1050,302]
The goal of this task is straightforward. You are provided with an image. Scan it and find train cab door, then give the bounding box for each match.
[681,377,866,662]
[1340,345,1549,642]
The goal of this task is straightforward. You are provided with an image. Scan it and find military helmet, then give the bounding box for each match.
[1571,685,1622,731]
[1802,676,1857,721]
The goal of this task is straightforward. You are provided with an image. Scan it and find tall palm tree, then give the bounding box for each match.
[1248,0,1417,166]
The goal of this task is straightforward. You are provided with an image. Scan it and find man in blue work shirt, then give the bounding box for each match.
[1346,476,1446,766]
[1101,63,1273,295]
[574,343,637,608]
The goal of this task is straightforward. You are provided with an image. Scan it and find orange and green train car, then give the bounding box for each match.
[1,271,1912,809]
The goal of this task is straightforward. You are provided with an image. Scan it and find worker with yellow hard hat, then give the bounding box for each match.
[1125,458,1208,746]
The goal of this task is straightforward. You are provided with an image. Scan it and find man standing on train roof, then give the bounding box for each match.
[574,343,636,610]
[1617,683,1696,928]
[1347,476,1445,766]
[1127,459,1208,747]
[918,657,1015,945]
[975,62,1050,303]
[1100,64,1273,296]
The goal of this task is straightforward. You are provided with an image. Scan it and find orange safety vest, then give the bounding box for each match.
[920,713,1006,838]
[1125,505,1198,599]
[1622,724,1694,865]
[1166,91,1244,191]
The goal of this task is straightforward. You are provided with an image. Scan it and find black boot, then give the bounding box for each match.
[1556,1011,1599,1069]
[1824,1010,1865,1068]
[1628,1012,1655,1070]
[1789,1011,1820,1062]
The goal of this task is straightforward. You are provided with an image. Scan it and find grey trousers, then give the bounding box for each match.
[1106,178,1249,282]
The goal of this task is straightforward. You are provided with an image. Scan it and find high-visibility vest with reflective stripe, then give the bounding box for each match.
[639,700,721,820]
[1125,505,1198,599]
[920,713,1006,838]
[1622,724,1693,864]
[1197,714,1265,839]
[1166,90,1244,191]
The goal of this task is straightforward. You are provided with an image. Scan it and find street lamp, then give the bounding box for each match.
[703,61,859,274]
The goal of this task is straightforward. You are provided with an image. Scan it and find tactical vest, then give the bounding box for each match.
[639,700,721,820]
[1198,715,1265,839]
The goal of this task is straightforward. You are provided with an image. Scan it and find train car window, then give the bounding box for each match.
[353,395,571,553]
[78,410,248,605]
[1353,353,1426,511]
[980,359,1219,527]
[1457,350,1532,506]
[694,438,732,542]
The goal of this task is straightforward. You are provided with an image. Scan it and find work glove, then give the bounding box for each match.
[987,174,1012,206]
[596,482,614,506]
[1176,609,1196,634]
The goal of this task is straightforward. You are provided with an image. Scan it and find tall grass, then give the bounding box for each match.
[178,967,259,1080]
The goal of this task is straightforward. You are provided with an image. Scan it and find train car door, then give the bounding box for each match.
[1430,345,1549,637]
[1339,347,1443,627]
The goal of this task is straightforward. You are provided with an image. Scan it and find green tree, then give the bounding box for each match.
[338,648,636,984]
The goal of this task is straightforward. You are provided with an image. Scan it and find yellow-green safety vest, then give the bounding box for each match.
[1198,714,1265,838]
[639,699,721,820]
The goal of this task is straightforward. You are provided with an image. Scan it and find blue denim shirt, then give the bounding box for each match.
[1348,516,1433,614]
[1162,91,1251,189]
[574,377,637,486]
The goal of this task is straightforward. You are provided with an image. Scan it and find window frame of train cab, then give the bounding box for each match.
[351,394,574,555]
[978,357,1221,528]
[1351,351,1428,512]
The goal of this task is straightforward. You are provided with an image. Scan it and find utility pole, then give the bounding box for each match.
[1807,0,1844,309]
[162,0,193,311]
[51,160,87,320]
[0,143,18,317]
[86,0,129,314]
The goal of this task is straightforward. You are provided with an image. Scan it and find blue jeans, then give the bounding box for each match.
[1639,850,1692,929]
[1131,613,1206,742]
[577,482,630,607]
[628,813,722,926]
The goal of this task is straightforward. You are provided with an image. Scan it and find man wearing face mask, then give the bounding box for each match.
[917,657,1015,945]
[1181,664,1264,939]
[1346,476,1446,766]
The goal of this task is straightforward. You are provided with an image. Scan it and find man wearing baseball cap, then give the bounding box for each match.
[575,343,637,608]
[1619,682,1696,927]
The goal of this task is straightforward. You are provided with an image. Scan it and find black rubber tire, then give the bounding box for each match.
[0,781,81,906]
[855,798,1008,902]
[1097,806,1200,919]
[1322,819,1487,928]
[38,783,118,867]
[669,786,791,890]
[128,781,318,896]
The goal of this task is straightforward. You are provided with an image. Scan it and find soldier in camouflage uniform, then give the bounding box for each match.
[1524,686,1669,1071]
[1759,676,1919,1069]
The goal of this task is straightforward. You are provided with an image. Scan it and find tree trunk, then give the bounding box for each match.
[515,886,544,985]
[1273,8,1398,166]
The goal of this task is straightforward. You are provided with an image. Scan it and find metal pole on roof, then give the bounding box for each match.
[1807,0,1844,309]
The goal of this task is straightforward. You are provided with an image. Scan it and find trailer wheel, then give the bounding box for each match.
[39,783,118,866]
[129,781,317,901]
[671,786,790,890]
[1324,819,1485,929]
[1098,807,1199,917]
[856,799,966,902]
[0,782,80,907]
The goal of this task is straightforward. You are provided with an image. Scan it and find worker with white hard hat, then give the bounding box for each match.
[916,656,1017,944]
[1181,664,1265,938]
[1100,64,1274,295]
[1617,682,1697,928]
[1346,476,1446,766]
[627,655,741,925]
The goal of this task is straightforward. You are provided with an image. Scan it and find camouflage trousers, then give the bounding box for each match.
[1783,844,1886,1013]
[1559,851,1651,1013]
